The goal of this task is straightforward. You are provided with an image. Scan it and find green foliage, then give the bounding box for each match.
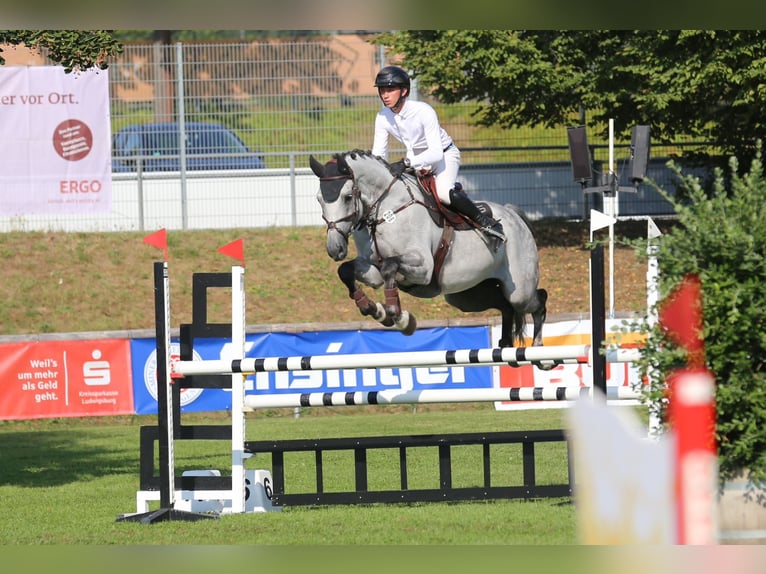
[373,30,766,165]
[0,30,122,72]
[635,143,766,484]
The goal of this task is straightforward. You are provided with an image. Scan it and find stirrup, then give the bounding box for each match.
[482,225,506,242]
[481,222,506,253]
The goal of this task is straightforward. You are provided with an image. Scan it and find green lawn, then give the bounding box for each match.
[0,405,581,545]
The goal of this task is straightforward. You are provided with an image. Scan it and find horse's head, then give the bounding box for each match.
[310,152,359,261]
[310,150,401,261]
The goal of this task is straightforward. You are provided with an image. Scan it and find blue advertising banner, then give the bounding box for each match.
[131,325,491,414]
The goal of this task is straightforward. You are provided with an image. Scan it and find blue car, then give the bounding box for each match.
[112,121,265,172]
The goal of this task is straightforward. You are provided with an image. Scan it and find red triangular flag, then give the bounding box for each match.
[658,274,705,368]
[142,228,168,260]
[217,238,244,265]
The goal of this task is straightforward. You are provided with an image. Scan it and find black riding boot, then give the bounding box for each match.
[448,186,506,252]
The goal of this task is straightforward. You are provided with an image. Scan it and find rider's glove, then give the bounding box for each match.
[389,157,411,178]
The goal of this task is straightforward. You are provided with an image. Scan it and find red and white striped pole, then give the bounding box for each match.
[667,367,717,544]
[659,274,718,544]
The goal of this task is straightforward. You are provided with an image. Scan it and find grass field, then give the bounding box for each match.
[0,405,591,545]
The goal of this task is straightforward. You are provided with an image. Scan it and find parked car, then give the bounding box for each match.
[111,121,265,172]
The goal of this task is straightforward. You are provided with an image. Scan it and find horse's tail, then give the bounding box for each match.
[512,311,526,347]
[503,203,536,238]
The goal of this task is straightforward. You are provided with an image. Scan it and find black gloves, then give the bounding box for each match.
[388,157,410,178]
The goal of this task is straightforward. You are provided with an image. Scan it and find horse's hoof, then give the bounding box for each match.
[533,361,557,372]
[498,338,513,348]
[397,311,417,336]
[371,302,387,322]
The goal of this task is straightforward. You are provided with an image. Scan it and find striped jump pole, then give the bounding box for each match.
[172,344,641,377]
[243,386,641,410]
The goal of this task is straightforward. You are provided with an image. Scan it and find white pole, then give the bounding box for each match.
[175,42,188,230]
[243,386,640,410]
[159,262,176,508]
[173,344,640,376]
[229,266,247,514]
[646,218,663,437]
[607,119,616,318]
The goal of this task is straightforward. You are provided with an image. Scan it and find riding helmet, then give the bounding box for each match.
[374,66,411,89]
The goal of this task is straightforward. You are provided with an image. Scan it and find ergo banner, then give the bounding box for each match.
[0,66,111,215]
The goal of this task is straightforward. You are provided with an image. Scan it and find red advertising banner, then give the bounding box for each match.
[0,339,133,420]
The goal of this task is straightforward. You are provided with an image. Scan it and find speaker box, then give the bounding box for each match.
[567,126,591,182]
[628,125,650,182]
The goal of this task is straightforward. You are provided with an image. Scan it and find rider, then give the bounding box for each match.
[371,65,506,252]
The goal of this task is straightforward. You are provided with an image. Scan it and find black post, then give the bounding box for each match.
[590,243,607,400]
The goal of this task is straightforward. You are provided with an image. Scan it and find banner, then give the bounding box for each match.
[131,326,492,414]
[0,339,133,420]
[0,66,111,215]
[493,319,644,410]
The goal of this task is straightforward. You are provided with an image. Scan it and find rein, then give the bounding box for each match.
[365,176,421,227]
[320,162,430,238]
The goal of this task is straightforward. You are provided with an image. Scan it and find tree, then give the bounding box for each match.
[633,145,766,485]
[373,30,766,165]
[0,30,122,72]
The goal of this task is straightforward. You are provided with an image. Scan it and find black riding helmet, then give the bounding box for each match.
[374,65,411,90]
[375,66,410,110]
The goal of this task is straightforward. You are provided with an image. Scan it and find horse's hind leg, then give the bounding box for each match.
[445,279,523,347]
[337,261,391,326]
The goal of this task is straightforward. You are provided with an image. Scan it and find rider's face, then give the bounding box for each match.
[378,86,406,111]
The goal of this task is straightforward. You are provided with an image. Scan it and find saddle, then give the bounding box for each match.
[415,172,496,230]
[412,172,497,295]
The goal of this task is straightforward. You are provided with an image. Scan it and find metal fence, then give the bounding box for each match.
[2,35,708,232]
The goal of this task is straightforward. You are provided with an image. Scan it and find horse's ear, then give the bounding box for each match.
[336,153,350,175]
[309,155,325,178]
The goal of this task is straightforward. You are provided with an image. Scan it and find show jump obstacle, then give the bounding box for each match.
[117,230,640,523]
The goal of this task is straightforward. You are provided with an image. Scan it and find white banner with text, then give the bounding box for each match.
[0,66,111,215]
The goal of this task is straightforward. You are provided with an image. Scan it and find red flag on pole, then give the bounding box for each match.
[142,228,168,261]
[658,274,704,368]
[218,238,244,266]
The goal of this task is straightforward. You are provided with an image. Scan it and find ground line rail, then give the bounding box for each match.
[242,386,639,410]
[171,344,640,377]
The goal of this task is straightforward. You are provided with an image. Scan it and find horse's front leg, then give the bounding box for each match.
[379,257,417,335]
[337,260,392,326]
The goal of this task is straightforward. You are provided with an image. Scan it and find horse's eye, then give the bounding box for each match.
[343,193,354,202]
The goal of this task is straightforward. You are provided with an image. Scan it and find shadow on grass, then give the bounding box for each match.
[0,428,139,488]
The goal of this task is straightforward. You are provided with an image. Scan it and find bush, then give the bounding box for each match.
[635,143,766,486]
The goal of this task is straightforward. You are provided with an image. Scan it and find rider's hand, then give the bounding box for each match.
[388,157,410,178]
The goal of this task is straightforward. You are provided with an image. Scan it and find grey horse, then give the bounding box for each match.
[309,149,548,348]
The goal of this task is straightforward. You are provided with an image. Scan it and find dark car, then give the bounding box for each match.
[111,121,265,172]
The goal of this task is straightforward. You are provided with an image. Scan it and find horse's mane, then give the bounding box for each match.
[335,149,392,170]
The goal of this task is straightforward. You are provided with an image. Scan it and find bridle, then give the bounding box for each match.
[318,170,361,240]
[319,155,427,240]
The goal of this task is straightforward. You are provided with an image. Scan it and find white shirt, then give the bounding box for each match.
[371,99,453,171]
